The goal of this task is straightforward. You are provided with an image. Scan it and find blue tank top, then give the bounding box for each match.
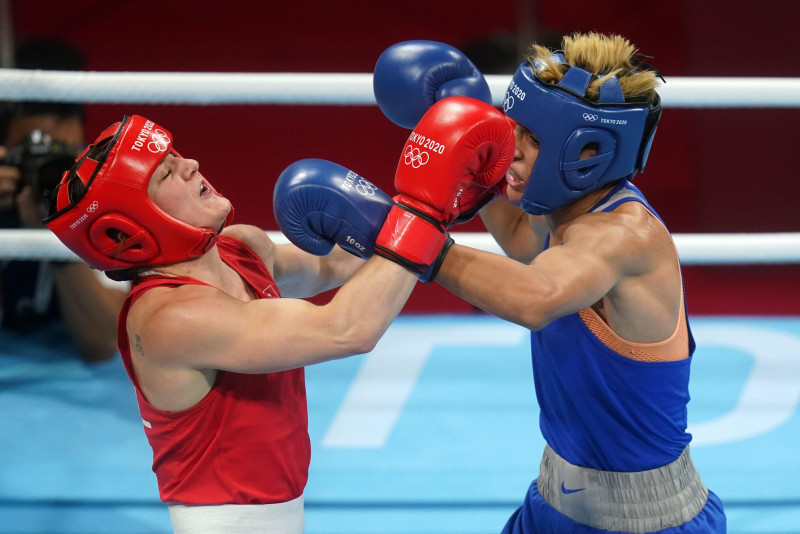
[532,181,695,472]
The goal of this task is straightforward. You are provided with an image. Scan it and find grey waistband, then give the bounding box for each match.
[537,445,708,533]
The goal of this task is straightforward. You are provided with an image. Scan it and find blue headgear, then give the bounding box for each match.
[503,54,661,215]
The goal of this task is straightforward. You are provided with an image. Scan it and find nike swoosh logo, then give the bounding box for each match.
[561,482,585,494]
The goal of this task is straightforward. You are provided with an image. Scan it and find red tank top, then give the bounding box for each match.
[117,235,310,505]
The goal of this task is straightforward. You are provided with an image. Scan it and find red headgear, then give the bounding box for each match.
[45,115,233,271]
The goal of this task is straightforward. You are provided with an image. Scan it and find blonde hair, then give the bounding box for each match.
[528,32,660,103]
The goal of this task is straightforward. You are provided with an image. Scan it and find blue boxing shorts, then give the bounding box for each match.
[501,479,726,534]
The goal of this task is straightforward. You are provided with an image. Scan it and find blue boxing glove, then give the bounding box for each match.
[373,40,492,129]
[273,159,392,259]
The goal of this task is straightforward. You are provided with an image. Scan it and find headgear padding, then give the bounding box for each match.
[503,55,661,215]
[45,115,233,271]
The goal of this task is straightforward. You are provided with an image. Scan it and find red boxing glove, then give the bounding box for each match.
[374,97,514,279]
[393,96,515,227]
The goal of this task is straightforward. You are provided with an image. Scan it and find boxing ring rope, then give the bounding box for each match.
[1,70,800,107]
[3,229,800,265]
[1,70,798,264]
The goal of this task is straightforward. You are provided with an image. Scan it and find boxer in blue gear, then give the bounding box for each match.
[376,32,727,533]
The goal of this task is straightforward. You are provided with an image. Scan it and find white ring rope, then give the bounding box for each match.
[2,229,799,265]
[1,69,800,107]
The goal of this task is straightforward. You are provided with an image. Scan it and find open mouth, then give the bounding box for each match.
[506,170,526,191]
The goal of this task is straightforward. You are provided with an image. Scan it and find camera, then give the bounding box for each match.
[1,130,77,203]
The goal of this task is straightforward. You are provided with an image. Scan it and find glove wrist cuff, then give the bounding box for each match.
[374,203,447,273]
[419,234,454,284]
[394,195,445,225]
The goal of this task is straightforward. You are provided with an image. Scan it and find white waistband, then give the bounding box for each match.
[168,494,304,534]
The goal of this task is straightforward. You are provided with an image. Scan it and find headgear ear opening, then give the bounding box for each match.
[560,128,616,191]
[88,214,160,264]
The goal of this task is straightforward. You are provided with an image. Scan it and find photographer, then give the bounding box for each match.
[0,39,127,362]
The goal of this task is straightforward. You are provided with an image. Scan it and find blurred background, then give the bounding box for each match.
[1,1,800,533]
[6,0,799,315]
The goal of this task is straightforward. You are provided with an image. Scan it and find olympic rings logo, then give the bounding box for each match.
[404,145,429,168]
[503,93,515,113]
[355,178,378,196]
[147,129,170,153]
[582,113,598,122]
[86,201,99,213]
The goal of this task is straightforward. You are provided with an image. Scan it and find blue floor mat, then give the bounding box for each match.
[1,316,798,533]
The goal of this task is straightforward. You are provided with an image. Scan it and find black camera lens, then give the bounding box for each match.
[3,130,78,201]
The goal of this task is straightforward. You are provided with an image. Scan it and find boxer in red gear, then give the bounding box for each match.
[45,115,429,534]
[45,110,513,532]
